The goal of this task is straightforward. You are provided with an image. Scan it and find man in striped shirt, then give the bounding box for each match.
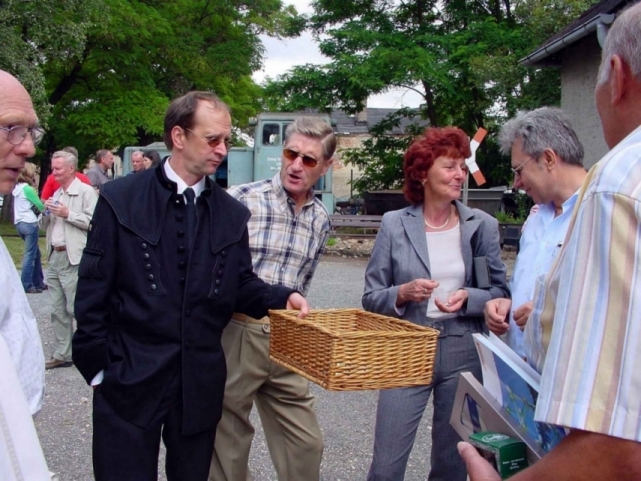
[460,3,641,479]
[210,117,335,481]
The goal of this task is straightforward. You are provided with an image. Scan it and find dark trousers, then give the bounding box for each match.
[92,382,216,481]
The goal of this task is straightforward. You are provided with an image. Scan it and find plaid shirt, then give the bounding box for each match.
[227,174,331,295]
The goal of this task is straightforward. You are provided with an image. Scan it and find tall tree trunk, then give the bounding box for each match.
[421,80,438,127]
[1,195,14,223]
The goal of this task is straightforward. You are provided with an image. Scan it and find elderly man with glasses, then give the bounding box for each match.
[0,69,50,479]
[483,107,586,358]
[209,116,335,481]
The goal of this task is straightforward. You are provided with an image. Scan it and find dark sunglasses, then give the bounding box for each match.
[186,128,233,150]
[282,148,321,168]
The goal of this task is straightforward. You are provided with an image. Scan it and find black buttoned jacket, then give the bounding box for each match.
[73,164,294,435]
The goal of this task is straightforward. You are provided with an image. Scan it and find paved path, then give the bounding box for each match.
[30,256,436,480]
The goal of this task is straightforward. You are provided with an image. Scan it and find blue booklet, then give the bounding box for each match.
[472,333,566,453]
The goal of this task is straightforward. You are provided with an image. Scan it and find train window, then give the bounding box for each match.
[262,123,281,145]
[282,123,292,142]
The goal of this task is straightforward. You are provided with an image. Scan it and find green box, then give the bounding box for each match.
[468,431,528,479]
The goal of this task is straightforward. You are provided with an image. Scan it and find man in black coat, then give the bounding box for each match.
[72,91,308,481]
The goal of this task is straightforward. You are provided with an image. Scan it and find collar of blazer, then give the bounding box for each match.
[401,200,484,278]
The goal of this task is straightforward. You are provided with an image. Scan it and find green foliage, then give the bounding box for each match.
[266,0,597,194]
[515,191,534,222]
[1,0,304,169]
[340,108,426,193]
[0,0,100,123]
[494,210,520,223]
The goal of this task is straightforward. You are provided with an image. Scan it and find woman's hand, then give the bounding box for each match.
[397,279,440,306]
[434,289,468,313]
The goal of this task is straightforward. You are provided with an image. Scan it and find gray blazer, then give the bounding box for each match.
[362,201,509,327]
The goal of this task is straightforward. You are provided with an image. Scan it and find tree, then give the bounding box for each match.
[42,0,303,165]
[1,0,304,181]
[265,0,596,192]
[0,0,100,122]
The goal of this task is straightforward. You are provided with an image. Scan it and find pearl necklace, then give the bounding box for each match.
[424,206,452,229]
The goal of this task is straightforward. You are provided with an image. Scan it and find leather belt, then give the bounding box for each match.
[52,245,67,252]
[231,313,270,324]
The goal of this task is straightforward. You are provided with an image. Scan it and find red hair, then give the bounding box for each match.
[403,127,471,205]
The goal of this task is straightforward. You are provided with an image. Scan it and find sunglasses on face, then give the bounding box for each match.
[282,148,321,168]
[186,128,233,150]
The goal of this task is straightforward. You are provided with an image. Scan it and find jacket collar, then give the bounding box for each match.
[100,161,250,254]
[401,200,483,277]
[57,177,82,196]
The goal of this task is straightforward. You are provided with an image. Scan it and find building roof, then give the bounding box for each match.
[520,0,627,67]
[309,108,428,135]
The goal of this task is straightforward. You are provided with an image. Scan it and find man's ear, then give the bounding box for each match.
[609,54,628,105]
[171,126,185,150]
[320,157,334,175]
[542,148,557,171]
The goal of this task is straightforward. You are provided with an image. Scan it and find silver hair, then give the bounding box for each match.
[598,3,641,84]
[51,150,78,170]
[284,117,337,161]
[499,107,584,166]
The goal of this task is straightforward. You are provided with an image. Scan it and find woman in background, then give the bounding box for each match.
[13,162,46,293]
[363,127,509,481]
[142,150,161,169]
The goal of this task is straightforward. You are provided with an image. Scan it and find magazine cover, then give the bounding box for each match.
[472,333,566,453]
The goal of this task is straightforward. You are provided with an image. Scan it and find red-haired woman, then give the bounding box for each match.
[363,127,509,480]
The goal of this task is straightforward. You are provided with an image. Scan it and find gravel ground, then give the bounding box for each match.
[29,250,516,480]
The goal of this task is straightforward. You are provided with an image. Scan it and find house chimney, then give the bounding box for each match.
[356,109,367,124]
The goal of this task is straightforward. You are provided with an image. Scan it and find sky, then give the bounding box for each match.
[252,0,424,109]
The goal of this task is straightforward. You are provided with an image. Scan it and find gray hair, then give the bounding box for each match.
[284,117,337,161]
[62,146,78,158]
[96,149,111,164]
[499,107,584,166]
[598,3,641,84]
[52,150,78,170]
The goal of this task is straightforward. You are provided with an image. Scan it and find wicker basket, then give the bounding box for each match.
[268,308,439,391]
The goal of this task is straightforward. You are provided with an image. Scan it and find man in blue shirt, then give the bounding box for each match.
[484,107,586,358]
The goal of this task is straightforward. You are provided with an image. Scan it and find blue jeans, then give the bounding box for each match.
[16,221,44,291]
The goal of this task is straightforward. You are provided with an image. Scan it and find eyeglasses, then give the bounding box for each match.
[511,156,536,178]
[282,148,321,168]
[186,128,232,150]
[0,125,45,146]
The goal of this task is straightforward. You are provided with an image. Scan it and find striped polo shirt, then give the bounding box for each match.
[531,125,641,442]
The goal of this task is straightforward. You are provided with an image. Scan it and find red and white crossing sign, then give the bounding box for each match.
[466,128,487,186]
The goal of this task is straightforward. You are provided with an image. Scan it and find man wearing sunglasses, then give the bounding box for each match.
[210,117,336,481]
[484,107,586,361]
[73,91,308,481]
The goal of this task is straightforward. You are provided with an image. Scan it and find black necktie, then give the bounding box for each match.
[184,187,197,249]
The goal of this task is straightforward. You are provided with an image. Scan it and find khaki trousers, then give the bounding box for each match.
[209,318,323,481]
[46,250,78,362]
